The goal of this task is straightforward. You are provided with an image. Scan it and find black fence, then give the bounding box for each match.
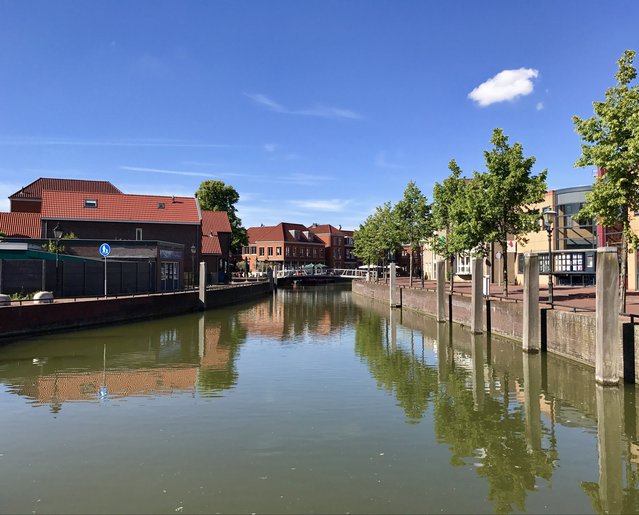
[0,259,157,298]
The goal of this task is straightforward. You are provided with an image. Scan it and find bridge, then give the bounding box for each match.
[274,268,374,281]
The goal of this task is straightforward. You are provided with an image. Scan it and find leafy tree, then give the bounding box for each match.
[573,49,639,312]
[374,201,402,282]
[0,230,5,239]
[431,160,473,293]
[394,181,433,287]
[473,129,547,296]
[354,213,384,281]
[196,180,248,252]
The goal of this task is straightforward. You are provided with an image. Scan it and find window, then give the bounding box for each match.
[306,248,310,257]
[84,199,97,208]
[250,246,257,254]
[267,247,273,256]
[285,247,290,256]
[157,202,165,209]
[136,228,143,240]
[456,255,470,275]
[320,248,324,257]
[259,247,264,256]
[293,247,298,256]
[276,247,282,256]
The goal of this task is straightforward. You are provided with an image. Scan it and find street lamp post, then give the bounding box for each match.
[190,244,196,289]
[542,210,557,305]
[53,223,63,296]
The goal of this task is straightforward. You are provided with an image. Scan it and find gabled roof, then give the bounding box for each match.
[202,234,222,255]
[310,224,342,235]
[202,211,232,235]
[9,178,122,199]
[248,222,324,245]
[0,212,42,238]
[41,191,200,224]
[201,211,231,255]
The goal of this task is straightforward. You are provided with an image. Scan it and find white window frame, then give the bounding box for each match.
[456,255,471,275]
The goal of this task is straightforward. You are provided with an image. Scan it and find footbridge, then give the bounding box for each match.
[275,268,374,281]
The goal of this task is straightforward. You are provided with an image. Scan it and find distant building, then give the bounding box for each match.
[243,222,326,271]
[201,211,233,283]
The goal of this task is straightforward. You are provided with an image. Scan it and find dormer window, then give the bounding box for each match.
[84,199,97,208]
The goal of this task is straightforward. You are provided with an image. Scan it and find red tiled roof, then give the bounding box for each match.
[202,233,222,255]
[202,211,232,234]
[201,211,231,255]
[248,222,323,244]
[41,191,200,224]
[0,212,42,238]
[310,223,352,236]
[10,178,122,199]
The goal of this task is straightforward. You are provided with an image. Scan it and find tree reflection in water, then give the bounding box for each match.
[354,306,556,514]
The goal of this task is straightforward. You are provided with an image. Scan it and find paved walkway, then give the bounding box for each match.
[384,277,639,318]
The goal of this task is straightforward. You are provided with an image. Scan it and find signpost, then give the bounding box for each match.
[99,243,111,297]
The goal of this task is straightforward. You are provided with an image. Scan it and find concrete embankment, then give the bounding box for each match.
[353,280,638,382]
[0,282,271,341]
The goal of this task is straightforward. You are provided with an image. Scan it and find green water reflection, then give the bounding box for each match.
[0,284,638,514]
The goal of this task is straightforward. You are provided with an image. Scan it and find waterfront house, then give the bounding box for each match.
[243,222,326,271]
[309,223,347,269]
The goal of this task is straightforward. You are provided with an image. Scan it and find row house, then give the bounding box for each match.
[310,224,346,269]
[243,223,326,271]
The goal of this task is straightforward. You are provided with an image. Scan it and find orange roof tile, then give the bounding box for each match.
[10,178,121,199]
[0,212,42,238]
[202,211,232,234]
[202,233,222,255]
[41,191,200,224]
[248,222,323,244]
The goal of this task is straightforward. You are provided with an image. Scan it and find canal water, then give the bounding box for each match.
[1,283,638,514]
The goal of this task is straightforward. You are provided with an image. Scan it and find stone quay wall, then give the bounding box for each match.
[0,282,271,341]
[352,280,616,377]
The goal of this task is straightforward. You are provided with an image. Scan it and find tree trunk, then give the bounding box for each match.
[420,247,425,288]
[501,240,509,297]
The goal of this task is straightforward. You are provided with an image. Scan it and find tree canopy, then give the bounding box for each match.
[471,128,547,295]
[196,180,248,252]
[573,49,639,311]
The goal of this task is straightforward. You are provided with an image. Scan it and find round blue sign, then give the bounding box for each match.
[99,243,111,257]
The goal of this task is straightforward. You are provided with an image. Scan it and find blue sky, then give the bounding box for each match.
[0,1,637,230]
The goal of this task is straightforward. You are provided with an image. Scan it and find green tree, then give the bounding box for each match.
[573,49,639,312]
[354,212,384,281]
[474,129,547,296]
[375,201,402,282]
[394,181,433,287]
[431,160,474,293]
[196,180,248,252]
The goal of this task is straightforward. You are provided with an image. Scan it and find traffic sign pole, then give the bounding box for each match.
[99,243,111,297]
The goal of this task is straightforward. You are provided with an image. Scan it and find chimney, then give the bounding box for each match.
[172,195,176,203]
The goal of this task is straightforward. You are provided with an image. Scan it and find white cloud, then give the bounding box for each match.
[0,137,238,148]
[536,101,544,111]
[245,92,363,120]
[289,199,351,212]
[468,68,539,107]
[263,143,276,153]
[374,151,405,169]
[120,165,248,178]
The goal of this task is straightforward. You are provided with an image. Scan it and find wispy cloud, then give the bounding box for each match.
[263,143,276,153]
[468,68,539,107]
[374,151,405,169]
[120,165,247,178]
[0,137,239,148]
[245,93,363,120]
[289,199,351,212]
[536,101,545,111]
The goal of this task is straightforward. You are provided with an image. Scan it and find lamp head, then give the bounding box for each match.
[53,223,63,240]
[542,209,556,227]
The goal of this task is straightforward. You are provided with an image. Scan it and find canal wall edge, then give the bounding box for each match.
[0,282,272,341]
[352,280,616,374]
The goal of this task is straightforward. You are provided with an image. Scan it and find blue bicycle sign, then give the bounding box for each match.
[99,243,111,257]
